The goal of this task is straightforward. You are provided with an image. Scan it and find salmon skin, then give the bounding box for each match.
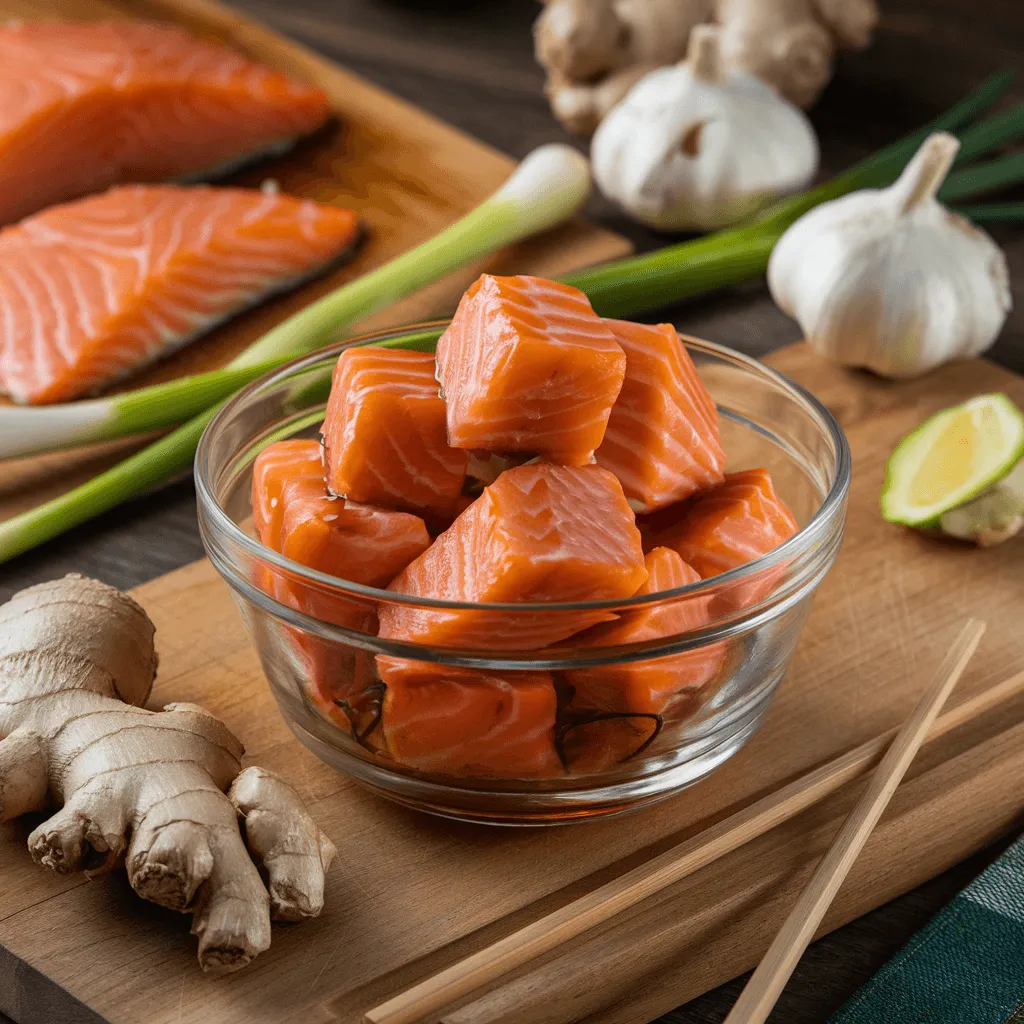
[377,659,561,779]
[435,274,626,465]
[654,468,799,610]
[378,462,648,651]
[566,547,724,718]
[321,347,468,517]
[595,321,726,513]
[0,185,359,404]
[0,20,330,225]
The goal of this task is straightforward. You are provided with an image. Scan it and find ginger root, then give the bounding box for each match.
[534,0,878,133]
[0,574,335,971]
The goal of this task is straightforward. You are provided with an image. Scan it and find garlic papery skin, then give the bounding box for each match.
[768,132,1013,379]
[591,24,819,231]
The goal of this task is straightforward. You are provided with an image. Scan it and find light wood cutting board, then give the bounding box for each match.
[0,343,1021,1024]
[0,0,631,521]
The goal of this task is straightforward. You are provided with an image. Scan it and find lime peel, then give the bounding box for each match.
[881,392,1024,529]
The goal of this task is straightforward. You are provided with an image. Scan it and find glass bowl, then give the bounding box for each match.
[196,322,850,825]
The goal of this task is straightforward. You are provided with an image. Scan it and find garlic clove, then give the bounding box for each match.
[591,25,819,232]
[768,132,1012,379]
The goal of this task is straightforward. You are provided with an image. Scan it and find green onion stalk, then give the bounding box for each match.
[3,73,1024,562]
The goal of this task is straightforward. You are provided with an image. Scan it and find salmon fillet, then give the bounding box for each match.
[0,20,330,224]
[566,547,724,717]
[378,463,648,650]
[0,185,359,404]
[435,274,626,465]
[595,321,726,512]
[654,468,799,610]
[321,347,468,517]
[377,660,561,779]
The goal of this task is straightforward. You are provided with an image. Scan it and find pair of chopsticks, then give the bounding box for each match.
[367,620,997,1024]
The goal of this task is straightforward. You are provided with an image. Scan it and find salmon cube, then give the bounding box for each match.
[378,463,648,650]
[435,274,626,465]
[566,547,724,718]
[595,321,726,513]
[306,652,385,748]
[276,481,431,621]
[378,659,561,779]
[654,469,799,610]
[252,439,430,628]
[556,716,665,774]
[321,347,468,516]
[252,439,325,550]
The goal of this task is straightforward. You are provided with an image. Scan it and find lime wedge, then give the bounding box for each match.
[881,393,1024,528]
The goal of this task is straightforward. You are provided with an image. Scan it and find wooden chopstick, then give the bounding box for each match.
[365,629,1010,1024]
[723,619,986,1024]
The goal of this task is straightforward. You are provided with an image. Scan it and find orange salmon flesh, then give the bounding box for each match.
[321,347,468,516]
[0,185,358,404]
[435,274,626,465]
[595,320,726,512]
[0,20,330,225]
[378,462,648,650]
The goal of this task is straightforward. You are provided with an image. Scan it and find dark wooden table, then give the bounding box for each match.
[1,2,1023,1021]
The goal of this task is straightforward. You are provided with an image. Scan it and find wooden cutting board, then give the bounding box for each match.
[1,343,1021,1024]
[0,0,631,521]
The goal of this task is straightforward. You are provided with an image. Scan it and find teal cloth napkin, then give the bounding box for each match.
[830,837,1024,1024]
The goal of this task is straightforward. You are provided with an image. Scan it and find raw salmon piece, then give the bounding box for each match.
[252,440,430,625]
[377,659,561,779]
[275,480,431,627]
[566,547,725,719]
[306,649,385,748]
[435,274,626,465]
[556,714,665,774]
[252,439,325,551]
[321,347,468,516]
[595,321,726,512]
[655,469,799,610]
[0,184,358,404]
[378,463,648,650]
[0,20,330,224]
[253,452,429,713]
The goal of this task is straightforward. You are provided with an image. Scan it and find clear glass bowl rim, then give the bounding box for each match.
[195,321,851,625]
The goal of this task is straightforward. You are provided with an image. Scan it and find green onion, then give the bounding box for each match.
[752,69,1016,233]
[940,154,1024,201]
[0,144,591,461]
[2,73,1023,563]
[0,362,282,460]
[953,202,1024,223]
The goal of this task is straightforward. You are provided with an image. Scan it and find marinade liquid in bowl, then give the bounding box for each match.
[196,322,850,825]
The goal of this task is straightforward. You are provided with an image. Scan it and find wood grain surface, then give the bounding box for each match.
[1,344,1022,1024]
[1,2,1023,1023]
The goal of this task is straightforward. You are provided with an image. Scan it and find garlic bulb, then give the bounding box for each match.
[768,132,1012,379]
[590,24,819,231]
